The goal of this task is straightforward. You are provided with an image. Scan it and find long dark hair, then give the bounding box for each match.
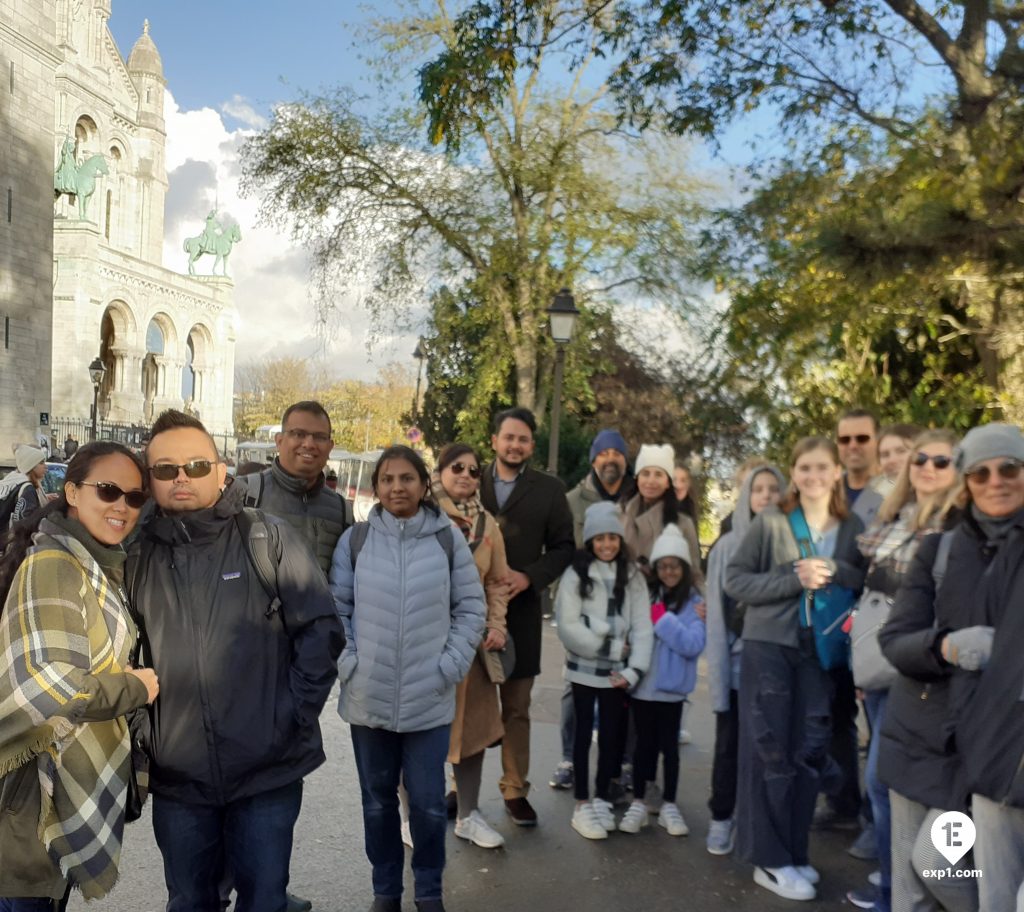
[651,557,695,612]
[371,445,438,514]
[437,443,479,473]
[0,442,145,610]
[639,483,679,529]
[572,541,630,604]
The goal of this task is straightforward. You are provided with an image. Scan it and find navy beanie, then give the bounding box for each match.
[589,429,628,464]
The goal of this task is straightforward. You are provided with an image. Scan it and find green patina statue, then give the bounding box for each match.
[53,138,109,220]
[183,210,242,276]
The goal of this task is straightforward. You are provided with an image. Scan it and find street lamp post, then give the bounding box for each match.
[88,357,106,443]
[546,288,580,474]
[412,337,426,421]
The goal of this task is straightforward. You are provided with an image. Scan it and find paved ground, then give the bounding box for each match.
[70,623,874,911]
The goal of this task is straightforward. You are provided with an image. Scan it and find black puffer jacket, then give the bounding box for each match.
[236,459,351,575]
[128,483,344,805]
[878,509,1024,809]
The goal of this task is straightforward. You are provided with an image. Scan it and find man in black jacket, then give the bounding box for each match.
[237,400,351,576]
[480,407,574,826]
[131,410,344,912]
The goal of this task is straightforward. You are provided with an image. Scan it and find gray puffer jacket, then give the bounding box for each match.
[329,504,486,732]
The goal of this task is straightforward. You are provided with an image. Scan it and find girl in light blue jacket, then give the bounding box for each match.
[328,445,485,912]
[621,524,705,838]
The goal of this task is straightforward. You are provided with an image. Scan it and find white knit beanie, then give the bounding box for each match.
[15,445,46,476]
[634,443,675,481]
[649,524,691,568]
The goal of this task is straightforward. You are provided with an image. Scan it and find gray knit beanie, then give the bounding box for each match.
[954,423,1024,473]
[582,501,623,544]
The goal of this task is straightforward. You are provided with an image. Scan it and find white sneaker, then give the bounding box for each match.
[454,810,505,849]
[657,801,689,836]
[795,865,819,885]
[678,728,692,744]
[868,870,882,887]
[401,820,413,849]
[706,817,735,854]
[591,797,616,831]
[753,866,816,901]
[571,802,608,840]
[618,800,648,833]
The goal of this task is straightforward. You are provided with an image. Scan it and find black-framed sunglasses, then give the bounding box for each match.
[450,461,481,479]
[149,460,216,482]
[838,434,872,445]
[79,482,148,509]
[966,460,1023,484]
[912,452,953,470]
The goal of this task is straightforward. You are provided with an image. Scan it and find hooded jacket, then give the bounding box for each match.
[705,464,785,712]
[632,587,706,702]
[329,503,486,733]
[128,482,344,806]
[236,458,351,574]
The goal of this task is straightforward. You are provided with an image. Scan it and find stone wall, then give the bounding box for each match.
[0,1,57,457]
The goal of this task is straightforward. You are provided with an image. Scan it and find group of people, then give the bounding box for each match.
[0,401,1022,912]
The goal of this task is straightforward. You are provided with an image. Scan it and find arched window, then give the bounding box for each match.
[145,319,165,356]
[181,335,196,400]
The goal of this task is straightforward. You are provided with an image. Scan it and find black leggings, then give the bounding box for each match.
[572,683,629,802]
[631,698,684,803]
[708,688,740,821]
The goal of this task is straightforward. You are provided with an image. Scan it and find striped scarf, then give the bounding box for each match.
[0,528,136,898]
[432,471,485,549]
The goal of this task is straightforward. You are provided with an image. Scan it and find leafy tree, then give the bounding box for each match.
[241,0,706,421]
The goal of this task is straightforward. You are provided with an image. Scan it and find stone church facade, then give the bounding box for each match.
[0,0,236,457]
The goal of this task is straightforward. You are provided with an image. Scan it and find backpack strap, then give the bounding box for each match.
[348,521,370,571]
[243,470,267,509]
[787,507,816,558]
[235,508,283,617]
[931,529,955,592]
[437,523,455,572]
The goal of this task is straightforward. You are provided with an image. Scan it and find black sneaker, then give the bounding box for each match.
[371,898,401,912]
[415,901,446,912]
[811,804,860,830]
[286,893,313,912]
[445,789,458,819]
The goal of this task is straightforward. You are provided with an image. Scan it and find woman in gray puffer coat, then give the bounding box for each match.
[329,446,486,912]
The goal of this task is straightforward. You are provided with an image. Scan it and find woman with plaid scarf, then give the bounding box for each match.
[846,429,959,912]
[0,443,159,911]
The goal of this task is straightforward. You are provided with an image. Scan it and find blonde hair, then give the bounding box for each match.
[781,437,848,519]
[876,429,960,529]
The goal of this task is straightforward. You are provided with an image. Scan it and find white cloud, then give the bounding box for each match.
[161,90,422,380]
[220,94,269,130]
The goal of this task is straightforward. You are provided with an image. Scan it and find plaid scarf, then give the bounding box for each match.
[857,502,940,576]
[0,525,136,898]
[433,471,485,549]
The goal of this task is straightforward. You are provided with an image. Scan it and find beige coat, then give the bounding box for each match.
[620,494,705,591]
[446,508,510,762]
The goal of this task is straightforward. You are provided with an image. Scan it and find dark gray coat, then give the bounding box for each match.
[128,483,344,805]
[724,507,866,649]
[236,459,351,575]
[480,464,574,679]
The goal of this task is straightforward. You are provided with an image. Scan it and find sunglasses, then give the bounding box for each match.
[912,452,953,470]
[838,434,872,445]
[79,482,148,509]
[450,461,481,479]
[965,460,1023,484]
[149,460,216,482]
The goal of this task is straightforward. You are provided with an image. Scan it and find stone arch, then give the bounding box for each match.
[99,300,136,411]
[74,114,100,157]
[182,323,214,405]
[141,311,178,421]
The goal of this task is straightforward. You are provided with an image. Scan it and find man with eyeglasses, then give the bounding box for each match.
[238,401,351,577]
[129,409,344,912]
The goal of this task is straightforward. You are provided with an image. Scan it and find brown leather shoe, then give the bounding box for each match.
[504,796,538,826]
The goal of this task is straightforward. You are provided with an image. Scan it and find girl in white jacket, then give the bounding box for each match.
[555,501,653,840]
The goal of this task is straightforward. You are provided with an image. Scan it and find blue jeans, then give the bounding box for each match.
[864,689,891,909]
[350,724,449,902]
[152,780,303,912]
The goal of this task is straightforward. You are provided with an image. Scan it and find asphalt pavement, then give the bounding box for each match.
[70,622,873,911]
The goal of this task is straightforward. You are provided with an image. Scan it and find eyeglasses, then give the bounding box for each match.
[965,460,1023,484]
[149,460,216,482]
[450,462,481,479]
[912,453,953,470]
[284,428,331,445]
[838,434,872,445]
[79,482,148,509]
